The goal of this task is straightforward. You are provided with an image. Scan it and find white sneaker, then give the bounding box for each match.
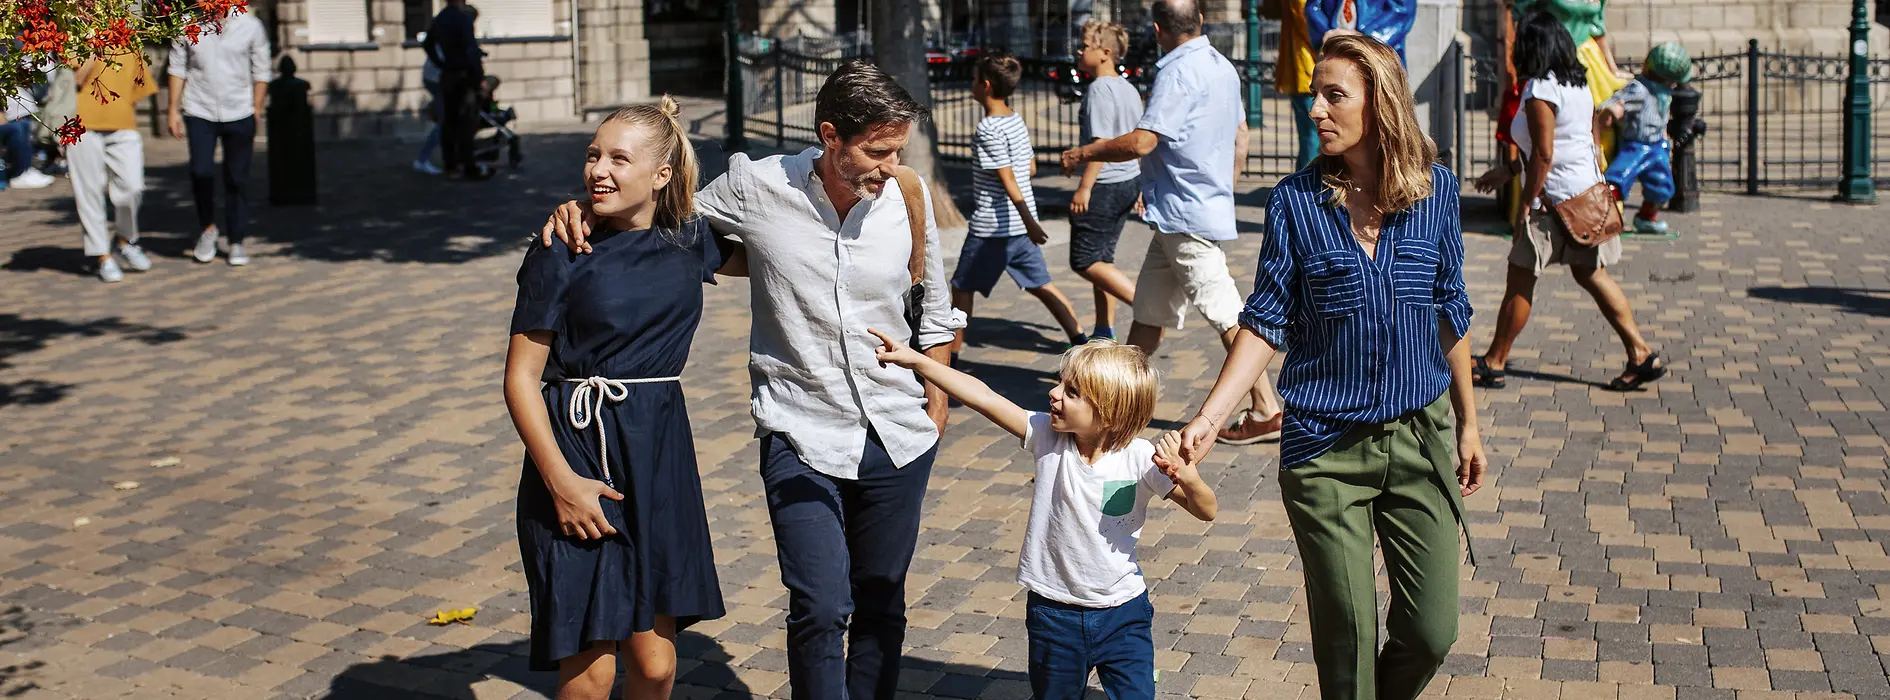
[9,168,55,189]
[97,257,123,282]
[115,243,152,271]
[192,228,218,263]
[413,159,443,176]
[226,243,249,266]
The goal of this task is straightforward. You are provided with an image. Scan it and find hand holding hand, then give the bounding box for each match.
[868,328,927,369]
[1155,430,1201,481]
[540,200,599,253]
[549,473,624,540]
[1177,415,1220,466]
[1456,427,1487,497]
[1060,146,1085,176]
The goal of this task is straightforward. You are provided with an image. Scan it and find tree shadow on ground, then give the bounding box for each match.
[0,314,192,406]
[954,357,1058,414]
[0,605,54,698]
[1747,285,1890,319]
[962,316,1066,356]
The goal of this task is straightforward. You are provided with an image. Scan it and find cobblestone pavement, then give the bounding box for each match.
[2,122,1888,700]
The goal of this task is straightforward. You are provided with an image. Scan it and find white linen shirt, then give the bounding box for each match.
[696,147,967,480]
[168,13,271,123]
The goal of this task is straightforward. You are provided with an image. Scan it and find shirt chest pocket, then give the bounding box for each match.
[1390,239,1441,306]
[1302,250,1365,317]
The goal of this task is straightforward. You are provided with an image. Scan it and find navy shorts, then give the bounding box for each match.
[950,234,1053,296]
[1069,177,1140,271]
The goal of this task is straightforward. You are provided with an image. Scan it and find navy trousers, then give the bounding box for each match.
[183,115,255,243]
[761,429,935,700]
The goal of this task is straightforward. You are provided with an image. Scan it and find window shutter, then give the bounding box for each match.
[475,0,556,37]
[307,0,370,43]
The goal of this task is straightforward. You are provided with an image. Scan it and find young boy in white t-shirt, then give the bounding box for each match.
[868,330,1216,699]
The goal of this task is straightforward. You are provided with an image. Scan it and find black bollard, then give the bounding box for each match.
[1666,84,1707,214]
[268,55,318,206]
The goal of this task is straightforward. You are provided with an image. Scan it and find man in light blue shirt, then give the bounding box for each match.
[1062,0,1282,445]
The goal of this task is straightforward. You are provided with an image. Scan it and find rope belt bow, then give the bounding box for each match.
[562,375,680,489]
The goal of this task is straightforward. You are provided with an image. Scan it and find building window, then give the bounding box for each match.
[476,0,558,38]
[307,0,372,43]
[405,0,434,40]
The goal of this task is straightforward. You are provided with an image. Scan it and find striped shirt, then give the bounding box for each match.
[968,114,1038,238]
[1240,164,1474,467]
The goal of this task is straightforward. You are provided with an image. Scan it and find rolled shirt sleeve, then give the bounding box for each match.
[168,40,190,78]
[915,175,968,349]
[695,156,748,237]
[1239,191,1300,348]
[249,30,271,84]
[1430,178,1474,339]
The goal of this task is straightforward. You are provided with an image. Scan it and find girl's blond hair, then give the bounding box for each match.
[600,95,697,233]
[1315,34,1436,212]
[1059,340,1158,454]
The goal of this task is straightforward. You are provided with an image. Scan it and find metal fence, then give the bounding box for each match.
[736,37,1890,194]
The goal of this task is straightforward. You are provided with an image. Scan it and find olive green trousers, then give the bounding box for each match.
[1280,395,1471,700]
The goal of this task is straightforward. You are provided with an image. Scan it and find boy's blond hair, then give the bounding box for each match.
[1059,340,1158,454]
[1081,20,1129,60]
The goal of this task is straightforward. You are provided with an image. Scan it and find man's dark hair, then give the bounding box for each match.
[975,51,1024,99]
[1513,11,1585,88]
[1151,0,1201,36]
[815,59,929,141]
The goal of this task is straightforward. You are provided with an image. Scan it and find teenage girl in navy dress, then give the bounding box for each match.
[502,98,741,699]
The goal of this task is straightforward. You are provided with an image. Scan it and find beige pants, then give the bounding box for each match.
[1131,232,1244,333]
[1508,209,1621,276]
[68,129,143,257]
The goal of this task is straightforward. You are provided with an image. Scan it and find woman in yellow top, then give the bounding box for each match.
[71,51,158,283]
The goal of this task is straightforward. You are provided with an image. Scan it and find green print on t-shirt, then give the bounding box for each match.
[1100,480,1137,517]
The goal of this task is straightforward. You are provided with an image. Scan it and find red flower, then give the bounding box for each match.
[56,116,85,146]
[90,19,135,51]
[184,24,201,44]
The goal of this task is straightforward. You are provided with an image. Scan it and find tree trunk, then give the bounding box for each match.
[873,0,967,228]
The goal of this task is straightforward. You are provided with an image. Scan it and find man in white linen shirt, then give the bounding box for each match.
[168,8,270,267]
[540,60,965,700]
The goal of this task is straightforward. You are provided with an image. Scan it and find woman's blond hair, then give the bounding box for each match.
[1315,34,1435,212]
[600,95,697,233]
[1059,340,1158,454]
[1081,20,1129,59]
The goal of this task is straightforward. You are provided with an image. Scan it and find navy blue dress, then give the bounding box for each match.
[509,219,728,671]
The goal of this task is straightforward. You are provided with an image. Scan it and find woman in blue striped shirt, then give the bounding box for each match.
[1177,35,1486,700]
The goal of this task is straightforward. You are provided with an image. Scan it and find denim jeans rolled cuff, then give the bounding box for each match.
[761,429,936,700]
[1026,591,1157,700]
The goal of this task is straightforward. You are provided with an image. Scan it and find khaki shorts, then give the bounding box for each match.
[1132,232,1243,333]
[1508,209,1622,276]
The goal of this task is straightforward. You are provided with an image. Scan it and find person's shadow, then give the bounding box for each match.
[327,632,754,699]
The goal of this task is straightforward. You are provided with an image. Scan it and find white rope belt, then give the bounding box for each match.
[562,376,680,489]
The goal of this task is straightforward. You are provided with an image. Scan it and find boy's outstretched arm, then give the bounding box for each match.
[869,329,1031,439]
[1155,432,1218,522]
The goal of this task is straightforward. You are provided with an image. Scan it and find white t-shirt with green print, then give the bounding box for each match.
[1016,412,1177,607]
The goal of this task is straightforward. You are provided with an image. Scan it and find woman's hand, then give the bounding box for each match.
[1456,427,1487,497]
[1154,431,1200,484]
[1177,415,1221,466]
[548,472,624,540]
[539,200,599,254]
[868,328,928,369]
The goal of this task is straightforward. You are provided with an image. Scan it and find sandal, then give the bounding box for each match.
[1606,351,1667,392]
[1472,356,1507,389]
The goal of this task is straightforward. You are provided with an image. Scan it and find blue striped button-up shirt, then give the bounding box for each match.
[1240,164,1473,467]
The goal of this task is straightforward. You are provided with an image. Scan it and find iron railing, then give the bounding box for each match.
[736,37,1890,194]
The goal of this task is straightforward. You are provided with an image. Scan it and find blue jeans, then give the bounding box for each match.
[761,430,936,700]
[1026,592,1157,700]
[1290,94,1320,171]
[1604,139,1675,206]
[0,119,33,186]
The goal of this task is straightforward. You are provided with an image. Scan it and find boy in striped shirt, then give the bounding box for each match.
[949,51,1086,361]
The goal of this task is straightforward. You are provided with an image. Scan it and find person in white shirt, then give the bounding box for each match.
[168,9,271,267]
[869,333,1215,700]
[540,60,966,700]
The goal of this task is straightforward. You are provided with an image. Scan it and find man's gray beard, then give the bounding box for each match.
[853,181,885,201]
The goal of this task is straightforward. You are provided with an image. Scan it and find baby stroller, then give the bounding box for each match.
[472,75,522,168]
